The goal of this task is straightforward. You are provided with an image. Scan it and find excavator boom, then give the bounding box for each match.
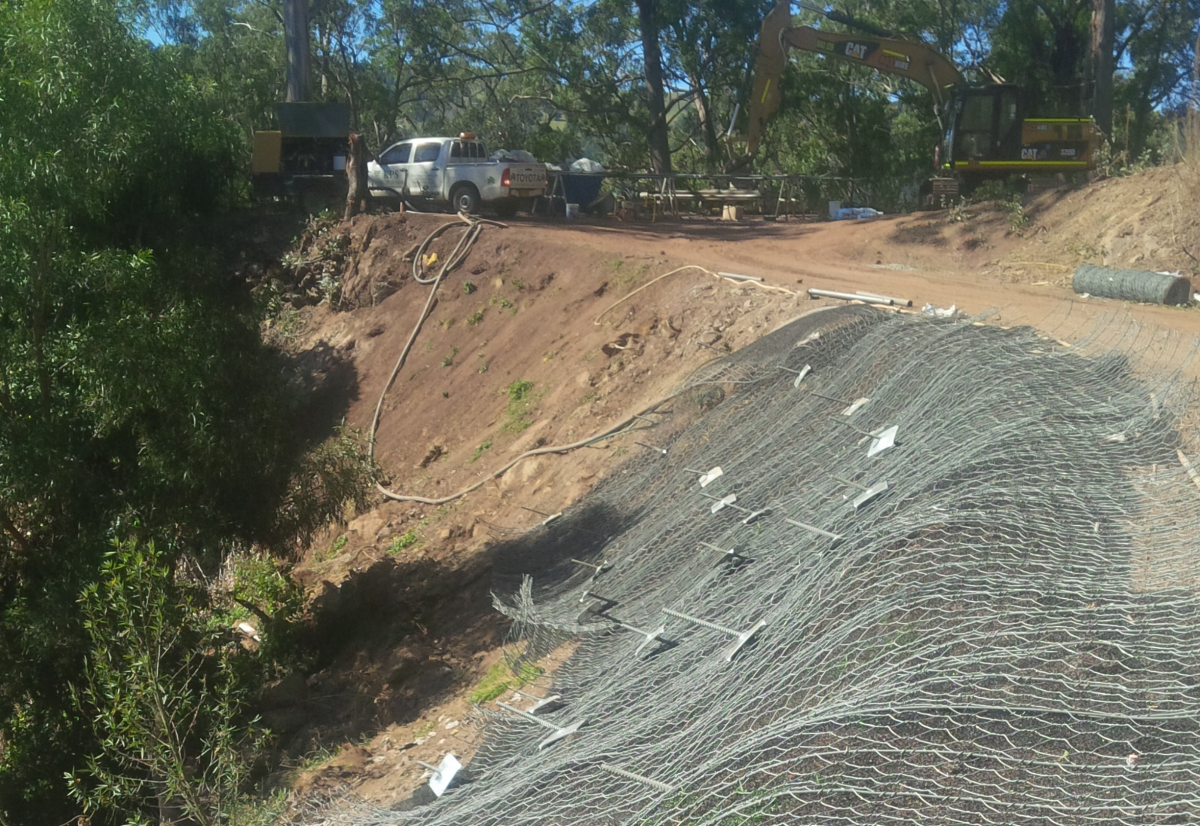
[782,26,964,98]
[738,1,964,159]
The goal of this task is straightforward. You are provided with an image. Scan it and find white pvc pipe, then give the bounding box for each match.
[854,290,913,307]
[808,288,898,306]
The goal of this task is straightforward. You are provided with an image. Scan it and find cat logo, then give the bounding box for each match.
[842,41,869,59]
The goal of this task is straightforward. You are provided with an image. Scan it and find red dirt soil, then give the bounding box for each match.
[275,164,1200,809]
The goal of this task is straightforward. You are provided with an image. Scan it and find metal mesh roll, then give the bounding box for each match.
[1073,264,1192,305]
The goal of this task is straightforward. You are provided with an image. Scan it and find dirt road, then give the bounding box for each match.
[505,205,1200,338]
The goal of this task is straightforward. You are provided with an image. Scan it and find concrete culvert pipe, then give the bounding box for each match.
[1073,264,1192,306]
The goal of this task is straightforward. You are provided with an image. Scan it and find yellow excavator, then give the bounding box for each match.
[737,1,1100,196]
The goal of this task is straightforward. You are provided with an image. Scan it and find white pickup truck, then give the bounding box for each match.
[367,134,547,217]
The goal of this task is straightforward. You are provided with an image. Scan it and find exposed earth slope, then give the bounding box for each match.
[269,164,1200,808]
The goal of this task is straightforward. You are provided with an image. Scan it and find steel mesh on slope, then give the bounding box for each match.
[330,306,1200,825]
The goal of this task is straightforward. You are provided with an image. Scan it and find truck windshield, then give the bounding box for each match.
[413,143,441,163]
[379,143,410,164]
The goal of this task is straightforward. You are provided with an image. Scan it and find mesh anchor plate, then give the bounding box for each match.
[851,480,889,509]
[700,492,770,524]
[684,466,725,487]
[833,419,900,456]
[833,475,890,509]
[867,425,899,457]
[418,753,462,798]
[581,600,669,658]
[576,590,617,612]
[614,618,669,658]
[809,390,870,416]
[707,493,737,514]
[661,607,766,662]
[497,701,586,750]
[697,541,752,564]
[572,558,612,583]
[842,397,870,415]
[779,363,813,388]
[515,688,564,715]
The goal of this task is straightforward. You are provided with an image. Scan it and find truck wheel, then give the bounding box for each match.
[450,184,481,215]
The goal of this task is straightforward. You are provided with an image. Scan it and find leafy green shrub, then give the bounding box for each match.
[69,539,267,826]
[269,425,378,551]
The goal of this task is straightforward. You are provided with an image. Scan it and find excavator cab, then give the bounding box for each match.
[941,85,1094,182]
[944,86,1022,163]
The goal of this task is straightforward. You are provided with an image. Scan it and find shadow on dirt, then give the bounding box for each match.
[512,214,829,245]
[889,220,949,246]
[285,341,361,446]
[262,501,633,757]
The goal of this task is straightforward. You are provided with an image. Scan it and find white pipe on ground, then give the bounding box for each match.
[808,288,911,307]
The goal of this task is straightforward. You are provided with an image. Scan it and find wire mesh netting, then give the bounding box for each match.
[322,306,1200,825]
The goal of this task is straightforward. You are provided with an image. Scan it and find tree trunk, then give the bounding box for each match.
[636,0,672,175]
[344,133,370,220]
[690,76,720,164]
[1089,0,1115,136]
[283,0,310,102]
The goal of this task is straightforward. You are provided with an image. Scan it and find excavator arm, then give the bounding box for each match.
[738,1,965,159]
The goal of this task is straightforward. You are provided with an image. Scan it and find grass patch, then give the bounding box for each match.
[470,439,492,463]
[441,346,458,367]
[317,534,348,563]
[502,379,536,433]
[467,309,485,325]
[468,660,544,705]
[463,280,476,294]
[511,278,525,290]
[617,262,650,286]
[508,379,534,402]
[388,529,418,555]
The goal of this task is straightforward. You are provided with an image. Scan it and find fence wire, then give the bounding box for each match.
[318,306,1200,825]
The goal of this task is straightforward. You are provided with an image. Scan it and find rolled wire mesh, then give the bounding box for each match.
[321,307,1200,825]
[1073,264,1192,306]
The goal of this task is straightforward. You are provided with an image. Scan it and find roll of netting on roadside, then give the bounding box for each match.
[1073,263,1192,305]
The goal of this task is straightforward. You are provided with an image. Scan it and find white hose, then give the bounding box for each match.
[369,220,798,506]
